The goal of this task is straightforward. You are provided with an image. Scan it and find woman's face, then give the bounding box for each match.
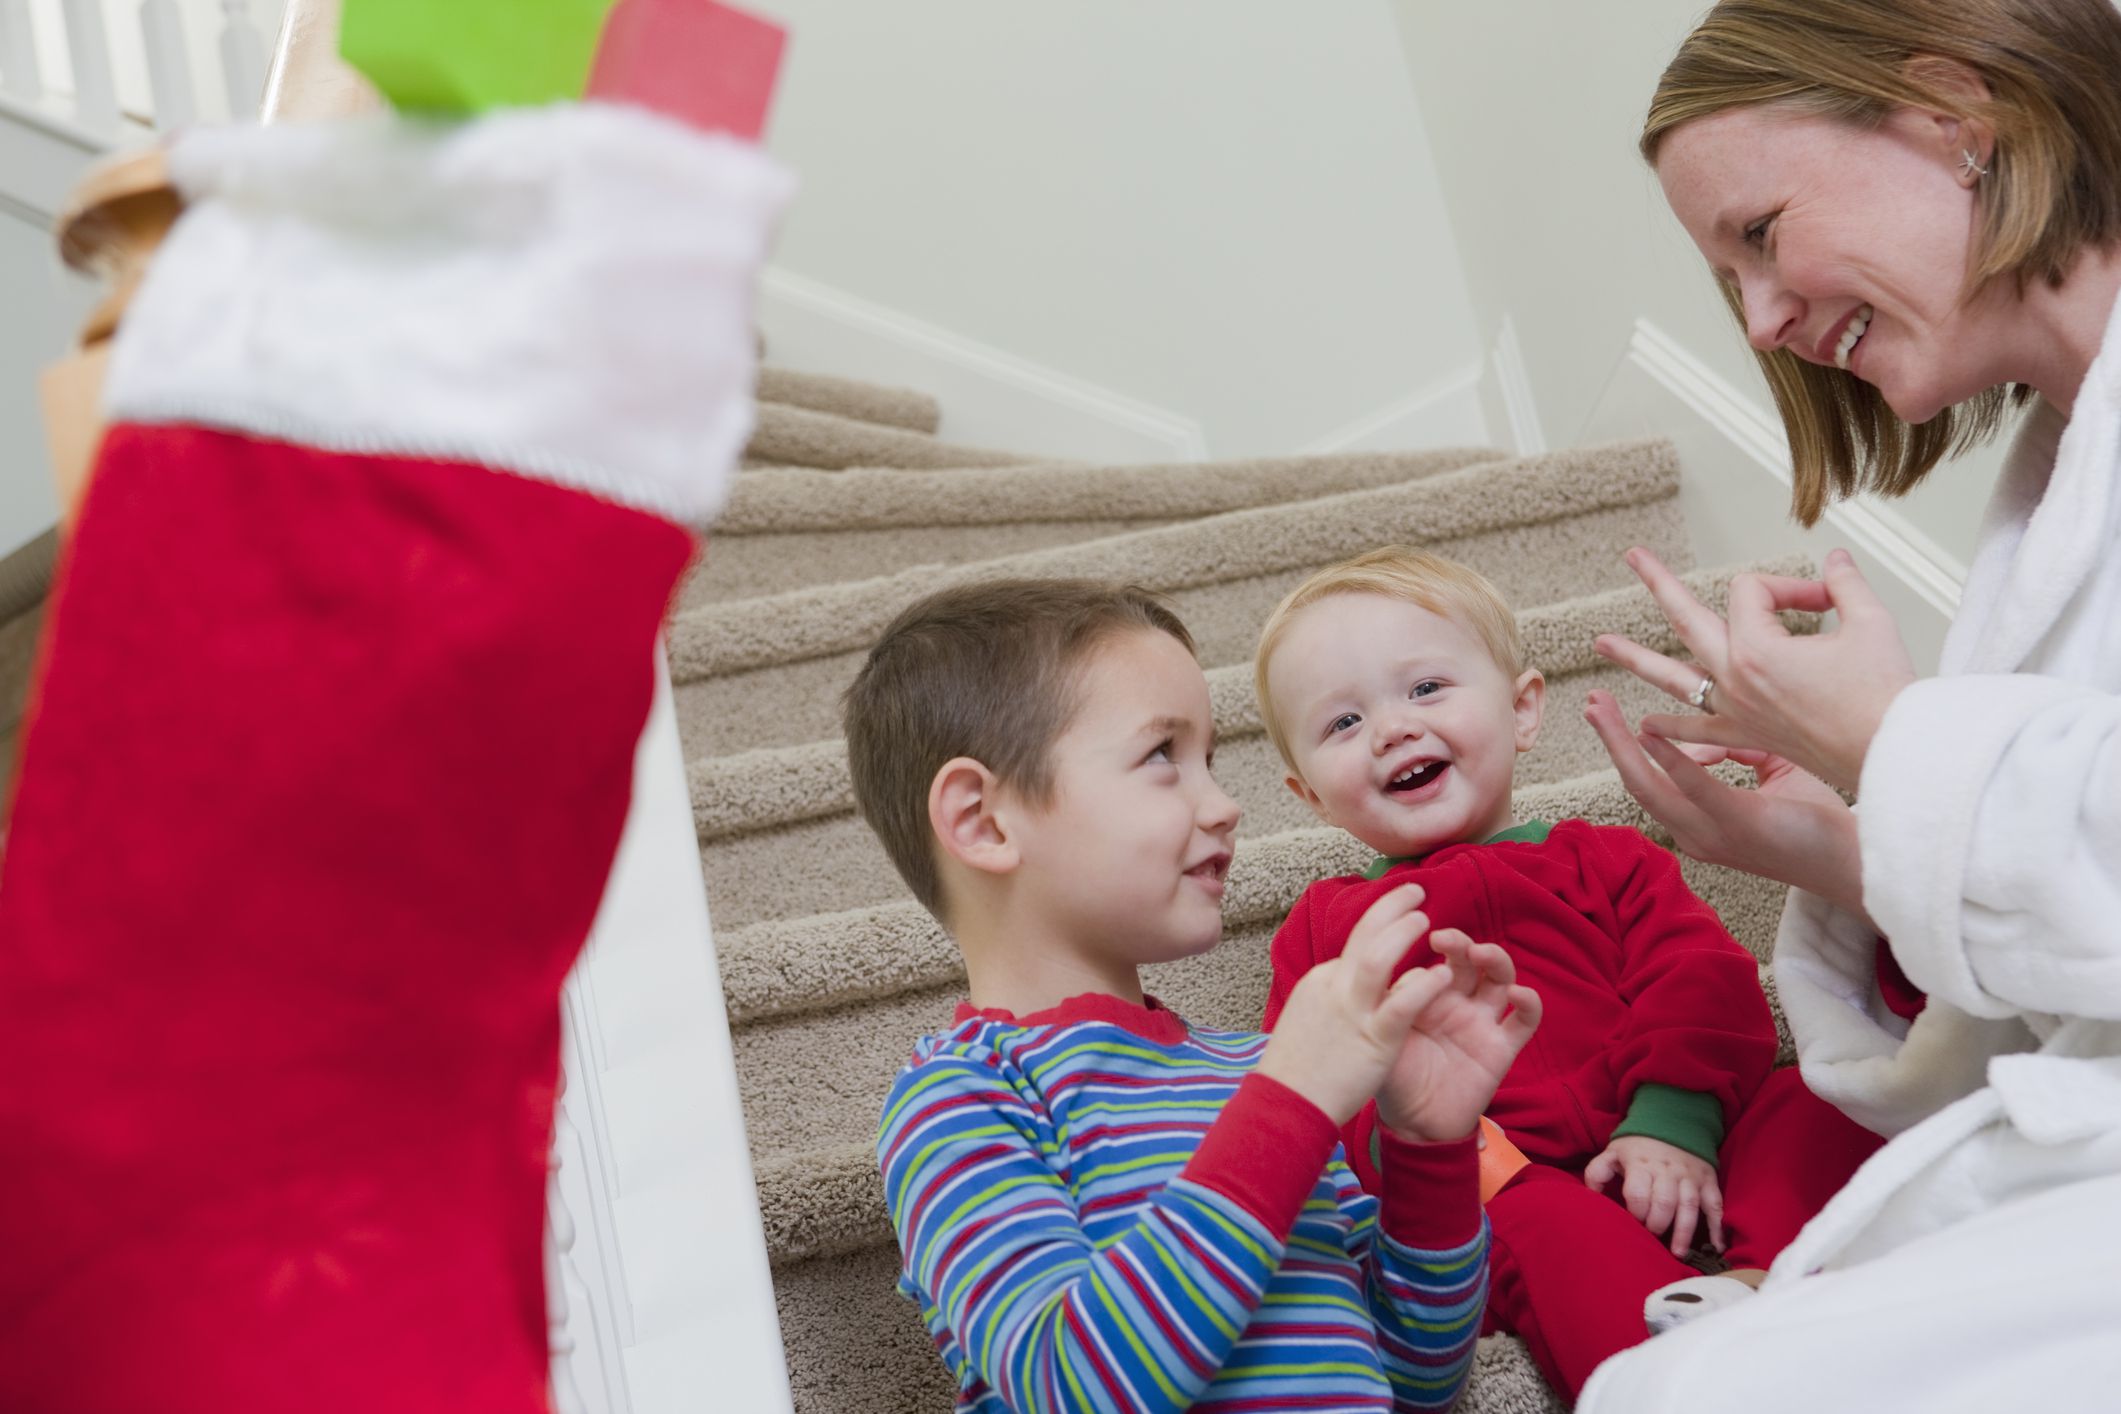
[1657,101,2008,424]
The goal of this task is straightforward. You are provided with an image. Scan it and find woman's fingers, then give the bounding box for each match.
[1820,548,1893,626]
[1637,730,1742,805]
[1622,547,1731,665]
[1727,571,1835,621]
[1587,691,1703,825]
[1592,633,1720,710]
[1637,710,1757,751]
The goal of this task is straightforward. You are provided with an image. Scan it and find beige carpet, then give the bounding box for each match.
[683,368,1818,1414]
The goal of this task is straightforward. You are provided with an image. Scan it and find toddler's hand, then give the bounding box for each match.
[1584,1134,1725,1257]
[1375,929,1541,1144]
[1257,884,1462,1126]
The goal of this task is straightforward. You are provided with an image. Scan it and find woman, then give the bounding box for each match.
[1575,0,2121,1404]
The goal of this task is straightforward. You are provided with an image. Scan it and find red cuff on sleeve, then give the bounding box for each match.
[1181,1072,1340,1241]
[1376,1128,1481,1250]
[1876,936,1928,1022]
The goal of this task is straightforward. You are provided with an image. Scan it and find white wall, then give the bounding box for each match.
[1388,0,2009,668]
[742,0,1487,459]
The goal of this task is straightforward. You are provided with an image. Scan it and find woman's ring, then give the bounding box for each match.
[1687,675,1715,711]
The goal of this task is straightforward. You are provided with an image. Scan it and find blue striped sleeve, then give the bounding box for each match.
[1354,1131,1489,1410]
[877,1044,1334,1414]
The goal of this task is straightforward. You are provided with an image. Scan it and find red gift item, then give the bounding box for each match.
[588,0,786,141]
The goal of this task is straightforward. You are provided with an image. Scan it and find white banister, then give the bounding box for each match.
[0,0,43,99]
[547,1068,597,1414]
[216,0,263,118]
[137,0,193,129]
[59,0,118,130]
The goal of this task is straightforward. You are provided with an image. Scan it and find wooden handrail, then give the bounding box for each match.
[260,0,381,124]
[38,0,385,519]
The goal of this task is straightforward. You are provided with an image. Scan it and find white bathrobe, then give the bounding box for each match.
[1580,288,2121,1410]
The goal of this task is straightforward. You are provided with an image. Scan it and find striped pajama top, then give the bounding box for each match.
[877,991,1490,1413]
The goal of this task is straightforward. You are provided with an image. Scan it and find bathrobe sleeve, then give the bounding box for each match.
[1857,673,2121,1022]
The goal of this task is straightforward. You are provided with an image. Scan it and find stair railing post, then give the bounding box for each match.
[259,0,380,124]
[59,0,120,133]
[547,1068,593,1414]
[218,0,266,119]
[138,0,196,130]
[0,0,44,100]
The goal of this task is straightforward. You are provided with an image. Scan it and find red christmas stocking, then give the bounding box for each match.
[0,108,789,1412]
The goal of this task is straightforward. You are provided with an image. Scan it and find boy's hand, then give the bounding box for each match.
[1257,884,1467,1126]
[1375,929,1542,1144]
[1584,1135,1725,1257]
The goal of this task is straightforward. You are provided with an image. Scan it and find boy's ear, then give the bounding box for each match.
[928,756,1019,878]
[1512,668,1547,753]
[1284,771,1334,827]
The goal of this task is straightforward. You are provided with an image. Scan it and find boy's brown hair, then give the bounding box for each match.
[1254,547,1526,773]
[843,578,1195,921]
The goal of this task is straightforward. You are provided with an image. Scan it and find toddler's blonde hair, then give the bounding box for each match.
[1254,547,1525,771]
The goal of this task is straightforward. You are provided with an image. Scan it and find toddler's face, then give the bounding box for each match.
[1006,628,1242,969]
[1266,593,1541,861]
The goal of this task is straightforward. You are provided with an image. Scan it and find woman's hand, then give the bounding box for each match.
[1591,548,1917,794]
[1585,690,1869,917]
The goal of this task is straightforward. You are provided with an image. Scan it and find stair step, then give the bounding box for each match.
[698,371,1790,1414]
[724,768,1801,1188]
[687,560,1811,846]
[691,562,1816,932]
[746,923,1797,1278]
[757,368,941,434]
[671,441,1690,759]
[687,446,1499,605]
[745,402,1036,471]
[715,756,1797,1035]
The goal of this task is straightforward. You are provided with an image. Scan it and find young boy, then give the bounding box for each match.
[1254,548,1885,1404]
[849,578,1544,1414]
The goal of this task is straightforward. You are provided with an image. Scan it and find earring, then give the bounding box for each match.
[1960,149,1989,180]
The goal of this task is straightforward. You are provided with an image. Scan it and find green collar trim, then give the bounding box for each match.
[1361,819,1552,881]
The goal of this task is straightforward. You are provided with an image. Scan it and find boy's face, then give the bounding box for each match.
[1003,628,1241,971]
[1266,593,1543,860]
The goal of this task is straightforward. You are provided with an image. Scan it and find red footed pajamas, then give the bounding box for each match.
[1264,821,1883,1401]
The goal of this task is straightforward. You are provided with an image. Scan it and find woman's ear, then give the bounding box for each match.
[928,757,1019,878]
[1901,55,1995,179]
[1512,669,1547,754]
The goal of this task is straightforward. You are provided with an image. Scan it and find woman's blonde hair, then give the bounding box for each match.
[1642,0,2121,525]
[1253,547,1525,773]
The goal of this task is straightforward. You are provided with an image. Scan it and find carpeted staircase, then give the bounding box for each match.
[688,370,1813,1414]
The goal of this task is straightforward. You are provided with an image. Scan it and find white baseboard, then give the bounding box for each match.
[1301,360,1489,454]
[759,267,1208,463]
[1488,314,1546,456]
[1581,317,1965,673]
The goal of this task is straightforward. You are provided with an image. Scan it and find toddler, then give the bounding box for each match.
[1255,548,1883,1402]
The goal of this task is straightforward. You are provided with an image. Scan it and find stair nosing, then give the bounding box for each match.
[671,438,1683,684]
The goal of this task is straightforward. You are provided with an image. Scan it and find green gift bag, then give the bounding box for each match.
[341,0,619,114]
